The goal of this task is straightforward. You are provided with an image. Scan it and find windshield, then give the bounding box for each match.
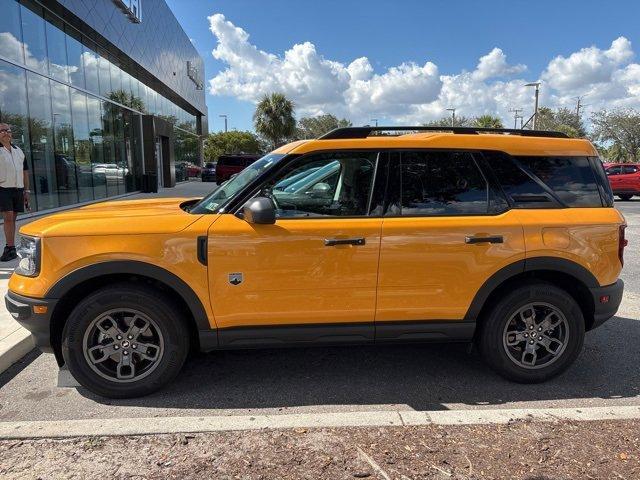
[191,153,285,213]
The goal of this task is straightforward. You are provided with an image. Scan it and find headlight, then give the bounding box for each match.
[15,235,40,277]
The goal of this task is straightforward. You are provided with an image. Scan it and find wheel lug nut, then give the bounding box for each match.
[123,351,129,355]
[538,327,542,331]
[538,336,543,341]
[116,335,122,340]
[524,333,528,338]
[114,345,119,350]
[529,340,535,345]
[529,326,534,330]
[132,344,137,349]
[127,335,133,340]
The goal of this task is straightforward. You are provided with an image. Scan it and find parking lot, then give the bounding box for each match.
[0,189,639,424]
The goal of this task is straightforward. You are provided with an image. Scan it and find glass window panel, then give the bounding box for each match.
[66,31,85,89]
[400,151,489,216]
[112,104,126,194]
[110,62,123,96]
[82,44,99,94]
[45,14,68,83]
[101,100,118,197]
[86,95,106,199]
[20,1,48,74]
[0,60,33,207]
[0,0,24,64]
[26,71,58,210]
[70,89,93,202]
[123,110,142,192]
[51,82,78,206]
[98,54,111,97]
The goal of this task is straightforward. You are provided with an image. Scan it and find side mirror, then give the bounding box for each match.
[311,182,331,195]
[241,197,276,224]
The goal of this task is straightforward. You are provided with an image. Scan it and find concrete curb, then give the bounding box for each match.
[1,406,639,440]
[0,327,34,374]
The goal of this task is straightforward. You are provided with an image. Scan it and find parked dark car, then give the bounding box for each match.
[201,162,216,182]
[216,154,261,183]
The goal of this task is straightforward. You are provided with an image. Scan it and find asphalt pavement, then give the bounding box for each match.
[0,192,639,424]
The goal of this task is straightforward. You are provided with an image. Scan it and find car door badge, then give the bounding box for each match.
[228,273,243,285]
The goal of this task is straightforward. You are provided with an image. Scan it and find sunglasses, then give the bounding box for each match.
[0,129,12,133]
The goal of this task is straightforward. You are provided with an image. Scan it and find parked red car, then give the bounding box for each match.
[215,154,261,183]
[604,163,640,200]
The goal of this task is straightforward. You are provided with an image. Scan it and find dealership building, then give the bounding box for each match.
[0,0,207,212]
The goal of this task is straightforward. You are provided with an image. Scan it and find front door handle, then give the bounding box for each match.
[325,237,366,247]
[465,235,504,244]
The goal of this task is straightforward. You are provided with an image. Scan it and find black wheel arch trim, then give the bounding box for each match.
[464,256,600,321]
[45,261,212,331]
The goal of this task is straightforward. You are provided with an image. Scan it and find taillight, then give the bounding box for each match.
[619,224,628,267]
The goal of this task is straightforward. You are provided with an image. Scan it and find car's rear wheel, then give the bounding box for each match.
[478,282,585,383]
[618,194,633,201]
[62,284,189,398]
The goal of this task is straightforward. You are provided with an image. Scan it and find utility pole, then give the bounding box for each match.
[219,114,228,132]
[446,108,456,127]
[524,82,541,129]
[574,95,589,123]
[509,108,523,129]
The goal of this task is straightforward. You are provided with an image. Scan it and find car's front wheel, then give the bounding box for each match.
[618,194,633,201]
[62,284,189,398]
[478,282,585,383]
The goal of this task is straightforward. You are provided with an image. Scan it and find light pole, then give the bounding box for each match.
[370,118,378,127]
[524,82,541,129]
[446,108,456,127]
[509,108,523,129]
[219,114,228,133]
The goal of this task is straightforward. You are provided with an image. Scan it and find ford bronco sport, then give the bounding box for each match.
[6,126,625,398]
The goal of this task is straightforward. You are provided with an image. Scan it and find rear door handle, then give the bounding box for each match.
[465,235,504,244]
[325,237,366,247]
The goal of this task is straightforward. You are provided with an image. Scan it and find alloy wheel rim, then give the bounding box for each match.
[502,302,569,370]
[82,309,165,383]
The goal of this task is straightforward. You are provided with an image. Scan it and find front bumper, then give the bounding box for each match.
[589,279,624,330]
[5,291,57,353]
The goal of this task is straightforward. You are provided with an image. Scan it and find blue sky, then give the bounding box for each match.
[166,0,640,132]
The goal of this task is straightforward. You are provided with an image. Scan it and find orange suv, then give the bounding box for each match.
[6,126,626,398]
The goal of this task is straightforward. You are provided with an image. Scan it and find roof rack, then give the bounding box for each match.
[318,126,569,140]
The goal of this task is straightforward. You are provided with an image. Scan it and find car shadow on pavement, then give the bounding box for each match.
[82,315,640,411]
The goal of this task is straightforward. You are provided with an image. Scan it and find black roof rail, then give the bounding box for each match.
[318,126,569,140]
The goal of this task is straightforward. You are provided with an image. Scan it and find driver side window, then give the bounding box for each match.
[264,152,378,218]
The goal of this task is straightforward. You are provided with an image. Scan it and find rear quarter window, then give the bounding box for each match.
[518,156,603,207]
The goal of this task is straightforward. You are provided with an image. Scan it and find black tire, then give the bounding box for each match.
[62,284,189,398]
[618,194,633,201]
[477,282,585,383]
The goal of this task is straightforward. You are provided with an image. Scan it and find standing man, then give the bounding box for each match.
[0,123,30,262]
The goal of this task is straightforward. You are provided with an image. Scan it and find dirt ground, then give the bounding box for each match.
[0,419,638,479]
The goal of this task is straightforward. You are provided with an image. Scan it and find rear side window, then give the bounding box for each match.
[589,157,614,207]
[623,165,639,174]
[606,166,621,176]
[518,156,602,207]
[397,151,500,216]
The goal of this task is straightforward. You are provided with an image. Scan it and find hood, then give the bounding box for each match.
[21,198,203,237]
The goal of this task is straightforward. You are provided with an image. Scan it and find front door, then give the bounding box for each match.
[208,151,384,346]
[376,150,526,328]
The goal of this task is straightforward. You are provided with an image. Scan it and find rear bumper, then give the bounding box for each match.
[4,291,57,353]
[589,279,624,331]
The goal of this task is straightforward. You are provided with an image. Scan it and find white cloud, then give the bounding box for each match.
[207,14,640,125]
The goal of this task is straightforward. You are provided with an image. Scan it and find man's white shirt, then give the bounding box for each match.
[0,145,26,188]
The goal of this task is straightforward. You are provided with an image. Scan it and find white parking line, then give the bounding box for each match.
[1,405,639,439]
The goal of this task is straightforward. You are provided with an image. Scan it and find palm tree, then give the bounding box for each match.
[253,93,296,149]
[474,115,504,129]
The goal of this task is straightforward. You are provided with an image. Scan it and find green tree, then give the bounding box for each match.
[296,114,351,139]
[423,116,473,127]
[534,107,585,137]
[591,108,640,163]
[474,115,504,129]
[204,130,262,162]
[253,93,296,149]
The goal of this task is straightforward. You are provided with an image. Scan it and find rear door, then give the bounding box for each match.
[621,165,640,192]
[605,165,622,191]
[375,150,526,332]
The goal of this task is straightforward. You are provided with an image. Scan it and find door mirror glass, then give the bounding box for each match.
[241,197,276,224]
[309,182,331,197]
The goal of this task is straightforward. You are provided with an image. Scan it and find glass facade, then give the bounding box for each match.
[0,0,201,212]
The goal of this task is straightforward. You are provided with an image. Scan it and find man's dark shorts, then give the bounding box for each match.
[0,187,24,213]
